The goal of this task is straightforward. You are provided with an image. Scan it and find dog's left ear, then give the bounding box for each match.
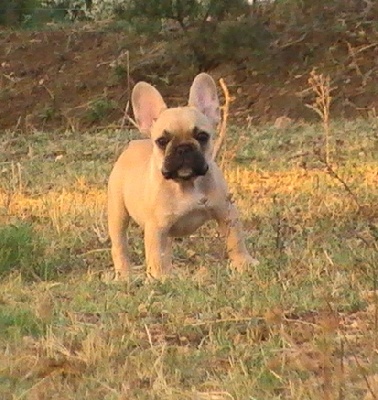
[188,73,221,128]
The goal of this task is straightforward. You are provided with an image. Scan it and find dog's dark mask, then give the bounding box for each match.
[161,141,208,181]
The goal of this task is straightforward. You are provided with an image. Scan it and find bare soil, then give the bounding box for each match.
[1,17,377,132]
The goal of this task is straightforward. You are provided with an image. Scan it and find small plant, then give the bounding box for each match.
[39,105,56,122]
[113,64,127,81]
[306,69,335,164]
[108,55,129,86]
[86,97,117,123]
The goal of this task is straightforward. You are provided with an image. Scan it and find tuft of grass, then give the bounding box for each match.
[0,223,37,276]
[0,222,71,280]
[0,223,52,279]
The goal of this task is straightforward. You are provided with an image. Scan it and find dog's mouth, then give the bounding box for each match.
[162,163,208,181]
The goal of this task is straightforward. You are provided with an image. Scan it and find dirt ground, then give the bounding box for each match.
[1,17,377,132]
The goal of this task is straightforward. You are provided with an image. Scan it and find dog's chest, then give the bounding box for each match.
[169,206,211,237]
[167,189,213,237]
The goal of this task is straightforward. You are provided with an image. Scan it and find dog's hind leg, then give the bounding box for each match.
[108,183,131,280]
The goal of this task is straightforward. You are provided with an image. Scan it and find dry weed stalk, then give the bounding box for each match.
[306,70,361,209]
[121,100,138,130]
[120,50,137,130]
[212,78,233,161]
[1,162,23,216]
[306,69,335,165]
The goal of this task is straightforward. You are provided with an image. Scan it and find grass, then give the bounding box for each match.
[0,119,377,399]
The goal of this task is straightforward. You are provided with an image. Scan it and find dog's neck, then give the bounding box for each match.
[162,171,207,198]
[174,178,200,192]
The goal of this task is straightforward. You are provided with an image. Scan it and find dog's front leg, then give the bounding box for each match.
[144,226,172,279]
[215,202,259,272]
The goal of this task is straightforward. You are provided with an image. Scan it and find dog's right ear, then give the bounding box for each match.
[131,82,167,135]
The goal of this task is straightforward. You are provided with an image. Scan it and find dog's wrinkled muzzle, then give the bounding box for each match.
[162,144,208,181]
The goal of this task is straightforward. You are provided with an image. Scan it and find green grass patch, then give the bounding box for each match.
[0,223,35,276]
[0,306,42,339]
[0,222,74,280]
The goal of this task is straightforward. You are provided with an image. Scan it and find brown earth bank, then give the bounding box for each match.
[0,11,377,132]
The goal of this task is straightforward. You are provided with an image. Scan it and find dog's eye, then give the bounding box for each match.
[156,137,170,149]
[195,131,209,144]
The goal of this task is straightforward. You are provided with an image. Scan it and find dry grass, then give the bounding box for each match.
[0,118,377,399]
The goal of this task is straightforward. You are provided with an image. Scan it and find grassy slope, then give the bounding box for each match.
[0,119,377,399]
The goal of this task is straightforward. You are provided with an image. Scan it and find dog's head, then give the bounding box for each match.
[131,73,220,181]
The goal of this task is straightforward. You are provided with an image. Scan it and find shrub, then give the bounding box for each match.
[41,0,250,24]
[0,0,42,25]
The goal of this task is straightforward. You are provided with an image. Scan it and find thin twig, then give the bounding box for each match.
[349,346,378,400]
[78,248,110,257]
[118,50,132,130]
[277,32,308,50]
[321,160,361,211]
[346,41,363,77]
[121,100,138,130]
[354,42,378,55]
[184,316,263,327]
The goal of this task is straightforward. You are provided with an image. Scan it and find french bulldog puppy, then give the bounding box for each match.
[108,73,258,280]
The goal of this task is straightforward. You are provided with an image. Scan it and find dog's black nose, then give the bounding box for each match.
[176,144,194,155]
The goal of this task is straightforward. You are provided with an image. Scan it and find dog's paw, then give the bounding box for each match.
[114,270,130,282]
[230,254,259,272]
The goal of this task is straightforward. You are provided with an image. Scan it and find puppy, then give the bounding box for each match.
[108,73,258,280]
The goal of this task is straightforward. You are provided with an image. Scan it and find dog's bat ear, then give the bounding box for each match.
[131,82,167,135]
[188,73,220,128]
